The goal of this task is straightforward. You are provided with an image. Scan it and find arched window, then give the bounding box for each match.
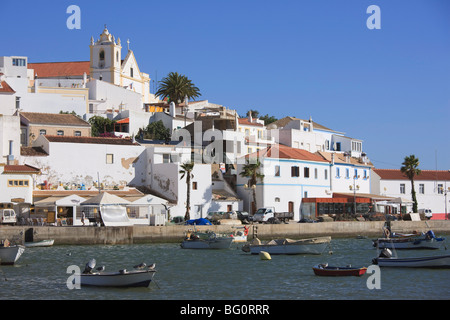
[116,51,119,62]
[99,50,105,61]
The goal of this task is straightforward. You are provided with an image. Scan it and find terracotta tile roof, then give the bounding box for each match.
[373,169,450,181]
[247,144,329,163]
[270,116,336,132]
[317,151,373,167]
[0,80,16,93]
[3,164,41,174]
[44,135,139,146]
[238,118,264,127]
[28,61,90,78]
[20,112,90,126]
[20,146,48,157]
[33,188,144,198]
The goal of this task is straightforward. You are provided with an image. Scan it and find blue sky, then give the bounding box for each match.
[2,0,449,170]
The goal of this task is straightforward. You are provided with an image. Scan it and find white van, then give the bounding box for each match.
[0,209,17,225]
[418,208,432,220]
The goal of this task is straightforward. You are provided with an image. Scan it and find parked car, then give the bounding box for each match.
[0,209,17,225]
[235,211,250,223]
[252,207,293,224]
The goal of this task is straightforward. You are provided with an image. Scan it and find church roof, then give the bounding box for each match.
[28,61,90,78]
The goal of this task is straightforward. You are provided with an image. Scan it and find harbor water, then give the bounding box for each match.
[1,237,449,300]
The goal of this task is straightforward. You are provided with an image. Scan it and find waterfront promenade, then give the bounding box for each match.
[1,220,449,245]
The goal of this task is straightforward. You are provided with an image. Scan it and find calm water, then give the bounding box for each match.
[1,237,449,300]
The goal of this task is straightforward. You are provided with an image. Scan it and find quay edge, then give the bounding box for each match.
[0,220,449,245]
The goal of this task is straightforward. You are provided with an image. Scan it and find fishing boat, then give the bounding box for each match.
[25,239,55,248]
[80,259,157,287]
[372,248,450,268]
[230,226,249,243]
[373,230,445,250]
[241,236,331,255]
[312,264,367,276]
[180,231,233,249]
[0,240,25,265]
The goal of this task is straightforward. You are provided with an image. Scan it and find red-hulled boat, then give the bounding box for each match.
[312,264,367,276]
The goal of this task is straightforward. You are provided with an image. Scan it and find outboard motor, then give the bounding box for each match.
[426,230,435,240]
[83,259,96,274]
[379,248,392,258]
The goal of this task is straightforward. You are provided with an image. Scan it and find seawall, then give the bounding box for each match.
[1,220,449,245]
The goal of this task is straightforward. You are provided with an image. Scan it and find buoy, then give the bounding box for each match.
[259,251,271,260]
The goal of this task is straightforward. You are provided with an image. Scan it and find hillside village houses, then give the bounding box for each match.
[0,26,448,226]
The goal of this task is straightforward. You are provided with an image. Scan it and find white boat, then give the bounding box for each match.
[242,236,331,255]
[230,226,249,243]
[25,239,55,247]
[373,249,450,268]
[180,231,233,249]
[80,259,157,287]
[373,230,445,250]
[0,244,25,265]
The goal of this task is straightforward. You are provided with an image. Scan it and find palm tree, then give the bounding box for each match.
[155,72,201,104]
[179,161,195,221]
[239,158,264,214]
[401,155,421,213]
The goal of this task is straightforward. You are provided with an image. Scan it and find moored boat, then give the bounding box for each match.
[0,240,25,265]
[312,264,367,276]
[372,248,450,268]
[180,231,233,249]
[242,236,331,255]
[80,259,157,287]
[373,230,445,250]
[25,239,55,248]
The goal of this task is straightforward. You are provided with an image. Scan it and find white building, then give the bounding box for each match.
[20,135,146,190]
[268,116,365,158]
[372,169,450,220]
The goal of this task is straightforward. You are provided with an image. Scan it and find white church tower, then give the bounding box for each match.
[89,25,122,85]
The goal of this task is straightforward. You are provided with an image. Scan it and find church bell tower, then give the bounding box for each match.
[89,25,122,85]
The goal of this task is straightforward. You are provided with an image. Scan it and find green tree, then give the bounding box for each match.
[179,161,195,221]
[88,116,116,137]
[239,158,264,214]
[259,114,278,125]
[155,72,201,104]
[401,155,421,213]
[138,121,170,141]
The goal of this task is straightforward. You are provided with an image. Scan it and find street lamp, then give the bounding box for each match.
[349,175,360,216]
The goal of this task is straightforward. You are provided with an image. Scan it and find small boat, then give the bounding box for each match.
[25,239,55,248]
[0,240,25,265]
[80,259,157,287]
[230,226,249,243]
[313,264,367,277]
[372,248,450,268]
[242,236,331,255]
[180,231,233,249]
[373,230,445,250]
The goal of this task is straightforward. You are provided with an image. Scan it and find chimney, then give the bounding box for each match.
[248,111,252,123]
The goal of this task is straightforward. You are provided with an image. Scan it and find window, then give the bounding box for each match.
[7,179,29,187]
[192,182,198,190]
[400,184,405,194]
[106,154,114,164]
[130,67,134,78]
[304,191,308,198]
[304,167,310,178]
[354,169,358,178]
[336,142,341,151]
[336,168,340,178]
[438,184,443,194]
[345,168,350,179]
[74,131,81,136]
[99,50,105,61]
[116,51,119,62]
[363,170,368,179]
[275,165,280,177]
[39,129,47,135]
[12,58,26,66]
[57,130,64,136]
[291,166,299,177]
[163,154,170,163]
[419,184,425,194]
[324,169,328,180]
[275,197,280,202]
[314,168,318,179]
